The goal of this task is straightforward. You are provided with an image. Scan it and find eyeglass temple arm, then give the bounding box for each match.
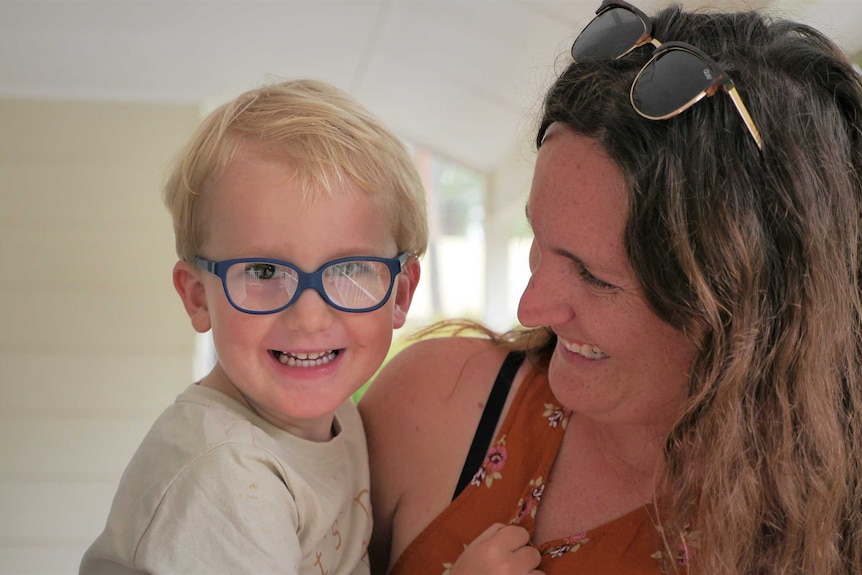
[193,257,216,273]
[397,252,411,270]
[726,85,764,151]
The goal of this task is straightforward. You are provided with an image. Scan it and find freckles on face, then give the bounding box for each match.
[518,125,633,326]
[521,125,695,425]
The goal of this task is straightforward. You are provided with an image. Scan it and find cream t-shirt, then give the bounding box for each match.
[80,384,371,575]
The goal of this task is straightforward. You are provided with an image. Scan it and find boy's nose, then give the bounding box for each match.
[281,288,334,332]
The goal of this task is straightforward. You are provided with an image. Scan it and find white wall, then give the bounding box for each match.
[0,98,200,574]
[483,147,535,332]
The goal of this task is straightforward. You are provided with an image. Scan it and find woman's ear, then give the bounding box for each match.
[392,256,421,329]
[172,260,213,334]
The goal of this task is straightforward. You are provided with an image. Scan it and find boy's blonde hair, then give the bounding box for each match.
[163,79,428,261]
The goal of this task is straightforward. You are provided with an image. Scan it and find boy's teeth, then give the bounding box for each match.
[275,350,337,367]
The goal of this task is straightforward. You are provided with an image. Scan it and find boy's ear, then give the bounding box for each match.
[172,260,213,334]
[392,256,421,329]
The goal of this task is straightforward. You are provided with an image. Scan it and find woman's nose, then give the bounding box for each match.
[517,266,574,329]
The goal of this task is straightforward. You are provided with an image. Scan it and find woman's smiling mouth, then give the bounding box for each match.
[559,338,608,360]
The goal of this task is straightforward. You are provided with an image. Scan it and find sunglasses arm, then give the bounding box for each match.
[726,84,764,150]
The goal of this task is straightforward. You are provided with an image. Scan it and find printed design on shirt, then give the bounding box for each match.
[513,476,545,524]
[310,488,372,575]
[441,543,468,575]
[470,435,508,489]
[545,532,590,558]
[354,488,371,520]
[650,527,698,570]
[543,403,570,429]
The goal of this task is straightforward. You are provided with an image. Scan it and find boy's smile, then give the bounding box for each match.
[272,349,337,367]
[174,140,417,442]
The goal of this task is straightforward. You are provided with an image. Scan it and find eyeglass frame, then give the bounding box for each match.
[572,0,764,151]
[194,252,409,315]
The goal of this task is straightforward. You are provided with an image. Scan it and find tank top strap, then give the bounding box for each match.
[452,350,526,500]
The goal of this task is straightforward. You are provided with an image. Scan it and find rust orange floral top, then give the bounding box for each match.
[389,364,688,575]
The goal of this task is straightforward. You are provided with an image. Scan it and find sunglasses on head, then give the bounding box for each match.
[571,0,764,150]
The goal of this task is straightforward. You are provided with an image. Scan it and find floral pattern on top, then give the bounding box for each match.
[546,533,590,558]
[543,403,570,429]
[441,543,468,575]
[389,366,674,575]
[512,476,545,524]
[650,528,698,570]
[470,435,508,488]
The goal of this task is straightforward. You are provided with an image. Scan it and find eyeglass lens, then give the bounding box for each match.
[571,6,647,60]
[631,48,714,118]
[225,259,394,312]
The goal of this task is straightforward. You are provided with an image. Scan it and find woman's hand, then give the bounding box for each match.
[450,523,544,575]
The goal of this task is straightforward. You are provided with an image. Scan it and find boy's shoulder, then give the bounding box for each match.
[121,385,284,495]
[155,383,260,445]
[121,385,270,487]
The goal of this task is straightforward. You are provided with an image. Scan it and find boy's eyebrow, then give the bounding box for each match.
[524,204,532,227]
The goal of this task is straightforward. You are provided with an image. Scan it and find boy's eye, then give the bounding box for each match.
[337,261,372,276]
[245,263,277,280]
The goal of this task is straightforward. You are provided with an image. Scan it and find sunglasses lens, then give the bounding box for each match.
[632,49,714,118]
[572,7,648,60]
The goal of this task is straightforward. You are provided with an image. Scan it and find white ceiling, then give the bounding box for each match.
[2,0,861,174]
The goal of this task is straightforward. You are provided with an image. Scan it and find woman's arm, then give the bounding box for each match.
[359,335,509,574]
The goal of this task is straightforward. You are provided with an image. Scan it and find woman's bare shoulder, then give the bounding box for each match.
[361,336,505,411]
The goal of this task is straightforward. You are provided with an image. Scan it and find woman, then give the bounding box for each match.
[360,3,862,574]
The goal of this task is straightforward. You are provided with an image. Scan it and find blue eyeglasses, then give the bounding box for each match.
[194,252,408,315]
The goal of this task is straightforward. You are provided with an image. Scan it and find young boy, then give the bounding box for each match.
[80,79,427,575]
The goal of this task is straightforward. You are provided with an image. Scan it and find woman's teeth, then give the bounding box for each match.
[561,339,608,360]
[274,350,337,367]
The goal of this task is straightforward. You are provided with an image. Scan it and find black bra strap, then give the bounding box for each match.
[452,350,526,500]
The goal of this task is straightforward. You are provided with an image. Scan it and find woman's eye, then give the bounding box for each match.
[577,264,616,291]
